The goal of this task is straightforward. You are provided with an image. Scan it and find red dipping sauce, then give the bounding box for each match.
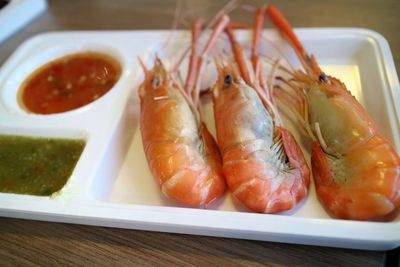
[19,52,121,114]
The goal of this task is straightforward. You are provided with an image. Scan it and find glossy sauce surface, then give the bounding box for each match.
[20,52,121,114]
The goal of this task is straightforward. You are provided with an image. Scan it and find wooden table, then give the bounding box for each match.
[0,0,399,266]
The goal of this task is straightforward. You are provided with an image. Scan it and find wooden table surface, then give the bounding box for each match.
[0,0,399,266]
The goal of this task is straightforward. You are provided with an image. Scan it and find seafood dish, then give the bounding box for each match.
[137,4,400,221]
[0,2,399,251]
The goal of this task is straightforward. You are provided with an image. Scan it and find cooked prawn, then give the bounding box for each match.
[138,16,229,207]
[211,12,310,213]
[267,5,400,220]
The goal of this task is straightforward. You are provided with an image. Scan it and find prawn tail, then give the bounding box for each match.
[160,168,219,208]
[316,185,396,221]
[158,126,225,208]
[222,132,309,213]
[312,138,400,220]
[221,143,273,213]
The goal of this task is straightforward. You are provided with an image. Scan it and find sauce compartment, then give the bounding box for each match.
[0,127,88,198]
[1,43,126,116]
[0,33,140,201]
[19,52,121,115]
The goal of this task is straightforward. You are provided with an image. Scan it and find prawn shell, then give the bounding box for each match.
[139,71,225,208]
[213,67,309,213]
[308,79,400,221]
[220,126,310,213]
[266,4,400,220]
[312,135,400,220]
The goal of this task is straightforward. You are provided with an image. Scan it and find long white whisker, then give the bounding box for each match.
[261,35,297,73]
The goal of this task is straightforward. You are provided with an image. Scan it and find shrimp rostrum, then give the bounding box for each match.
[267,5,400,220]
[138,17,229,208]
[211,13,310,213]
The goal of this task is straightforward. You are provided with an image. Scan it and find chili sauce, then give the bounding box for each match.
[0,135,85,196]
[19,52,121,114]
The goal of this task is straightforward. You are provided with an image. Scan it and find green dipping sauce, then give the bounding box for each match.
[0,135,85,196]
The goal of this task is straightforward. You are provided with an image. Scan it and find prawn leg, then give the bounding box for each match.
[280,127,310,203]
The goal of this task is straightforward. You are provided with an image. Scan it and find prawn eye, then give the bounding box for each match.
[224,75,232,88]
[319,73,328,83]
[151,78,160,88]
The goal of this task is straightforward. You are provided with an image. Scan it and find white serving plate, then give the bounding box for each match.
[0,29,399,251]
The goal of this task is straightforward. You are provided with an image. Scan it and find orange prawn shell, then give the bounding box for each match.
[222,127,310,213]
[139,62,225,208]
[306,77,400,220]
[212,70,310,213]
[265,3,400,220]
[312,130,400,220]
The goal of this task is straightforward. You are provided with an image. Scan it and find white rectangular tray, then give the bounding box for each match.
[0,29,399,251]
